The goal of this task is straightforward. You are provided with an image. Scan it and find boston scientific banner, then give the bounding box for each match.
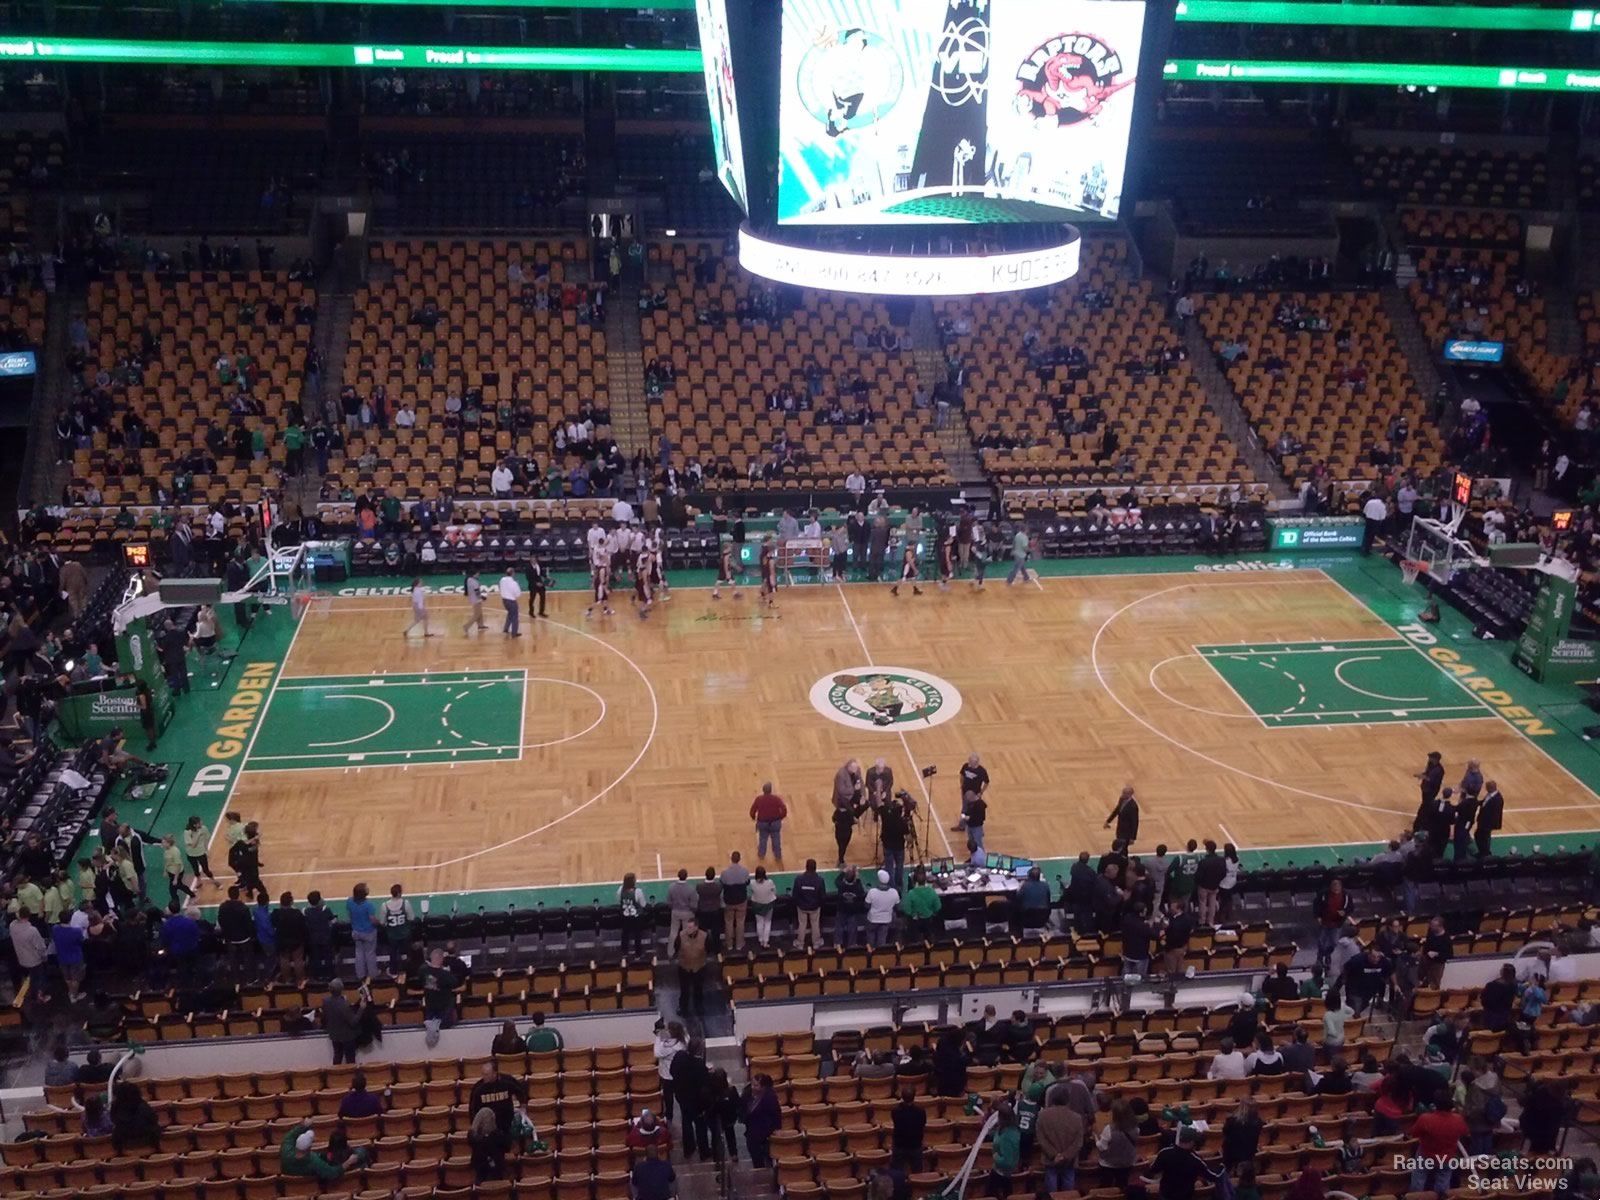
[778,0,1146,224]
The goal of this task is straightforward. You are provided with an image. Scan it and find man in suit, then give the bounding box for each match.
[1475,782,1504,857]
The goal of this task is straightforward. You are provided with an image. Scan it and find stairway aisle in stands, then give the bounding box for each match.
[1579,212,1600,293]
[25,294,73,507]
[1179,319,1292,498]
[310,281,354,426]
[910,298,987,505]
[1379,285,1445,408]
[608,276,650,457]
[1545,283,1583,359]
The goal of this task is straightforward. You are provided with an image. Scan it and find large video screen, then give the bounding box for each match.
[778,0,1146,224]
[695,0,751,213]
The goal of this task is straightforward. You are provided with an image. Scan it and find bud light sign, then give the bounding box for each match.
[0,351,36,377]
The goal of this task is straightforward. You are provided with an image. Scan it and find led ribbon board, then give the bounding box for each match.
[738,225,1082,296]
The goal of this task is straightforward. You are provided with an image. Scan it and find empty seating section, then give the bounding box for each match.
[104,71,325,117]
[0,128,65,244]
[617,135,742,233]
[1354,146,1549,208]
[0,285,45,351]
[98,961,655,1046]
[367,135,584,230]
[89,131,324,233]
[15,1043,662,1199]
[1198,290,1442,489]
[341,239,603,498]
[725,926,1289,1003]
[644,242,951,489]
[938,240,1252,488]
[1398,206,1521,248]
[1448,565,1538,640]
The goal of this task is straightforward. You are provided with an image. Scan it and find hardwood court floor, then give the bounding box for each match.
[225,568,1600,896]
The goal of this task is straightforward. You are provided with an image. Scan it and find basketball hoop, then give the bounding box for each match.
[1400,560,1426,586]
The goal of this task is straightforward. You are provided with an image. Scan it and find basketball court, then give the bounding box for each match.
[169,558,1600,904]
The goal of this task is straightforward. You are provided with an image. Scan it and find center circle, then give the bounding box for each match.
[810,665,964,731]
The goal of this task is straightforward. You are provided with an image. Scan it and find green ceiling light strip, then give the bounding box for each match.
[1175,2,1598,32]
[0,37,705,71]
[1163,58,1600,90]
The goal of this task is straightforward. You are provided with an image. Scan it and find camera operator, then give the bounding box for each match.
[876,789,915,890]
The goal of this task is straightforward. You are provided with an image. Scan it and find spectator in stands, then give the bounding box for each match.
[671,1037,712,1160]
[835,866,866,946]
[347,883,379,981]
[1144,1123,1219,1200]
[664,870,695,953]
[1372,1061,1415,1135]
[1246,1034,1286,1077]
[1095,1100,1139,1188]
[381,883,414,967]
[1410,1094,1468,1194]
[866,870,900,947]
[739,1072,781,1168]
[157,901,198,986]
[468,1106,511,1182]
[337,1072,383,1119]
[1120,903,1154,978]
[279,1122,368,1183]
[417,947,458,1037]
[1222,1097,1263,1171]
[322,979,364,1065]
[272,892,307,980]
[719,852,750,954]
[630,1139,677,1200]
[627,1107,673,1156]
[933,1029,969,1097]
[901,869,942,941]
[693,868,723,954]
[1521,1081,1567,1154]
[675,918,709,1018]
[109,1081,162,1154]
[1016,867,1051,933]
[10,907,47,1003]
[44,1038,77,1087]
[303,891,334,979]
[1312,877,1351,963]
[1208,1036,1247,1081]
[469,1059,527,1142]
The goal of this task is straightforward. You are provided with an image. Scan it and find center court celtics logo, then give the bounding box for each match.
[809,666,963,731]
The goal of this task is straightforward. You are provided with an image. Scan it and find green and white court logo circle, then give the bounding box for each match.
[810,666,963,731]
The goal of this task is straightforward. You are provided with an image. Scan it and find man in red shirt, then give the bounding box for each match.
[1410,1095,1468,1194]
[624,1108,673,1154]
[750,782,789,864]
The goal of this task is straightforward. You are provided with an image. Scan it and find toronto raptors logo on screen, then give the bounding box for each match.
[1014,32,1135,126]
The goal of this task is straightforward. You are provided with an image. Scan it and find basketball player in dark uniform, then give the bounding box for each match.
[585,543,615,618]
[525,554,548,618]
[712,535,742,600]
[647,526,669,601]
[937,527,955,591]
[890,538,923,597]
[759,534,778,608]
[633,546,655,618]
